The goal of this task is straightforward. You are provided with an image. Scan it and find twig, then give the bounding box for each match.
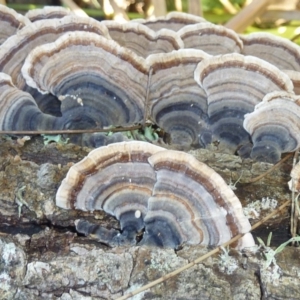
[291,149,299,242]
[0,125,142,135]
[219,0,238,14]
[143,67,153,126]
[60,0,88,17]
[117,199,291,300]
[247,153,293,184]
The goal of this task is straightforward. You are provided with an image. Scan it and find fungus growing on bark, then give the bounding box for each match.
[178,23,243,55]
[241,32,300,94]
[0,4,30,45]
[243,91,300,163]
[25,6,73,22]
[22,32,149,129]
[0,16,110,116]
[102,21,184,58]
[194,53,294,154]
[133,11,206,32]
[56,141,254,249]
[146,49,211,148]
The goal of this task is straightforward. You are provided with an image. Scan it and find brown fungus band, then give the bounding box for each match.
[56,141,254,249]
[178,22,243,55]
[0,4,31,45]
[132,11,207,32]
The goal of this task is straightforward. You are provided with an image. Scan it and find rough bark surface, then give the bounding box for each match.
[0,136,299,300]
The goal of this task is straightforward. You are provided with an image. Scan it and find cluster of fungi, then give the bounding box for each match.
[2,5,300,248]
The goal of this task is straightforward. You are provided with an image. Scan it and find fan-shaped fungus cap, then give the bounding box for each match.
[0,16,110,90]
[146,49,211,148]
[56,141,254,249]
[133,11,207,32]
[102,21,184,58]
[241,32,300,95]
[0,4,31,45]
[0,72,55,130]
[25,6,73,22]
[178,23,243,55]
[194,53,294,153]
[56,141,164,243]
[243,91,300,163]
[22,32,148,129]
[241,32,300,72]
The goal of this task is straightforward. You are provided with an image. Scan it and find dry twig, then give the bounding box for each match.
[247,152,293,184]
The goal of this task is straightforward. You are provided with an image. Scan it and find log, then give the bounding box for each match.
[0,136,298,299]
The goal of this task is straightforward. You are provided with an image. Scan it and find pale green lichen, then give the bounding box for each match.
[42,134,69,145]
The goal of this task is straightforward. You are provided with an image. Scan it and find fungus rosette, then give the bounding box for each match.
[146,49,211,148]
[0,4,31,45]
[244,91,300,163]
[0,16,110,116]
[56,141,254,249]
[133,11,206,32]
[178,23,243,55]
[22,32,149,129]
[194,53,294,154]
[102,21,184,58]
[241,32,300,94]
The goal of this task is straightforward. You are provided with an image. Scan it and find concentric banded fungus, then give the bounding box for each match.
[243,91,300,163]
[0,72,54,130]
[56,141,254,249]
[102,21,184,58]
[0,4,31,45]
[178,23,243,55]
[288,161,300,192]
[241,32,300,94]
[22,32,149,129]
[133,11,206,32]
[241,32,300,71]
[25,6,73,22]
[194,53,294,153]
[0,16,110,115]
[146,49,211,148]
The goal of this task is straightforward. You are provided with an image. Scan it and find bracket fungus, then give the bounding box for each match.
[25,6,73,22]
[146,49,211,148]
[244,91,300,163]
[0,4,31,45]
[194,53,294,154]
[22,32,149,129]
[133,11,207,32]
[241,32,300,71]
[0,16,110,116]
[241,32,300,94]
[102,21,184,58]
[56,141,254,249]
[178,23,243,55]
